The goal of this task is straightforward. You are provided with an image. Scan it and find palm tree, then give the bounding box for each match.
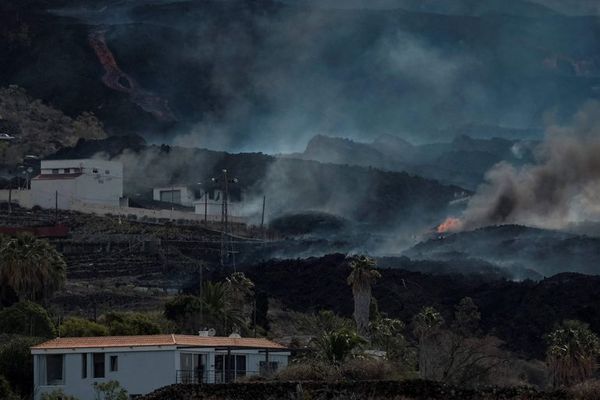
[311,328,366,365]
[347,255,381,338]
[225,272,254,314]
[0,233,66,302]
[201,281,244,335]
[413,306,445,379]
[546,320,600,387]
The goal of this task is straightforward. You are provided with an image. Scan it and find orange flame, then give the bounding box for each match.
[437,217,463,233]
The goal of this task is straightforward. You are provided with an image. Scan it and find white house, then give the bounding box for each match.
[30,159,123,210]
[152,186,196,207]
[31,334,290,400]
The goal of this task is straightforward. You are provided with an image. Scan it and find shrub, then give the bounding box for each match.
[0,336,45,397]
[41,389,79,400]
[275,360,341,381]
[59,317,109,337]
[101,312,161,335]
[340,358,399,381]
[570,379,600,400]
[0,375,18,400]
[0,301,56,337]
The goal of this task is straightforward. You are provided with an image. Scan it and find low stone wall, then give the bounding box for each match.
[139,380,570,400]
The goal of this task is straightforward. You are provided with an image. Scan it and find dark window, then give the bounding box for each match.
[160,190,181,204]
[92,168,98,173]
[236,355,246,378]
[110,355,118,372]
[82,353,87,378]
[46,354,64,385]
[105,170,110,175]
[64,168,70,174]
[93,353,105,378]
[52,169,59,174]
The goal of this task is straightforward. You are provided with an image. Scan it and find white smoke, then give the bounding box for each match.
[461,101,600,230]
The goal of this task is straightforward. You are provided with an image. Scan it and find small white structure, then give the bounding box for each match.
[30,159,123,210]
[153,186,196,207]
[32,334,289,400]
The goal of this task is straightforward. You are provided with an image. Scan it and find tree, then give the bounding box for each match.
[60,317,109,337]
[311,329,366,365]
[413,306,445,379]
[347,255,381,338]
[101,312,160,336]
[0,301,56,337]
[546,320,600,387]
[0,375,18,400]
[0,233,66,302]
[201,281,243,335]
[164,295,203,333]
[225,272,254,325]
[93,381,127,400]
[164,282,244,335]
[452,297,481,337]
[370,317,414,365]
[0,336,45,397]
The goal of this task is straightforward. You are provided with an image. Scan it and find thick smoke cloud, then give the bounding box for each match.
[460,101,600,230]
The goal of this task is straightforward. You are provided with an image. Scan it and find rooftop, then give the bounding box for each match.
[31,334,286,351]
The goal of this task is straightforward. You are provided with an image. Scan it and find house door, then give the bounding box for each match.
[180,353,205,383]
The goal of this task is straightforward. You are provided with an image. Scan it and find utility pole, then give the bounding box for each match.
[55,190,58,223]
[204,191,207,223]
[212,169,238,267]
[260,195,266,234]
[7,184,11,215]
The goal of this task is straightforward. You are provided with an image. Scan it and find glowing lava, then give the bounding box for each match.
[88,30,176,122]
[437,217,463,233]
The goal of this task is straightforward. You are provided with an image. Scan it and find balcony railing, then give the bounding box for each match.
[176,368,275,384]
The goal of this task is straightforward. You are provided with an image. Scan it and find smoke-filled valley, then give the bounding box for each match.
[3,1,600,398]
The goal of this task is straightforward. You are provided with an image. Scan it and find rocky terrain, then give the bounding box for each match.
[0,86,106,167]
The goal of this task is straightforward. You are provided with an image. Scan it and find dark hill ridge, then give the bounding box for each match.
[289,134,537,189]
[51,136,467,230]
[232,253,600,359]
[404,224,600,277]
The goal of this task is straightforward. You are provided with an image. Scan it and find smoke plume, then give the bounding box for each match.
[460,101,600,230]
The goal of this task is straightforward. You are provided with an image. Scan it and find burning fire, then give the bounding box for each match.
[436,217,463,234]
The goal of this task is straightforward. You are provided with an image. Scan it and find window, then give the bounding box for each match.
[160,190,181,204]
[92,168,98,173]
[235,355,246,378]
[45,354,64,385]
[105,170,110,175]
[82,354,87,378]
[110,355,118,372]
[93,353,105,378]
[64,168,70,174]
[52,168,59,174]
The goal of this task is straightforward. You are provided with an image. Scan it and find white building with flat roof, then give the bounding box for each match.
[152,186,196,207]
[30,159,123,210]
[31,334,289,400]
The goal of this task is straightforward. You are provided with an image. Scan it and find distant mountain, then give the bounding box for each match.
[287,133,537,189]
[404,224,600,277]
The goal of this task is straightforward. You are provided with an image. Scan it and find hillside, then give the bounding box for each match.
[0,86,106,167]
[50,136,467,231]
[404,224,600,277]
[289,134,537,189]
[0,1,597,150]
[232,253,600,359]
